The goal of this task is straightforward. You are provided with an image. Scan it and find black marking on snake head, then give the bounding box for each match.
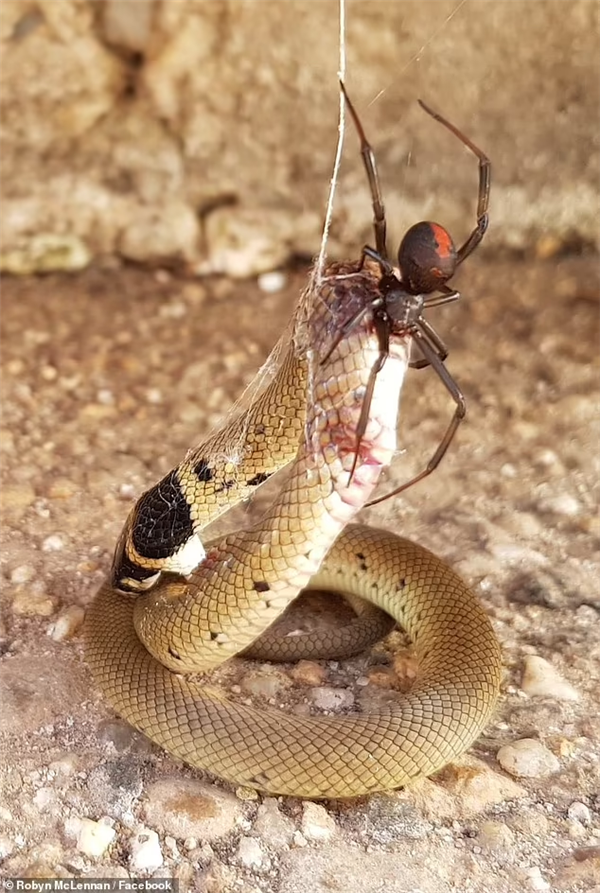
[131,470,193,560]
[210,631,219,641]
[193,458,214,483]
[247,471,272,487]
[397,578,407,591]
[253,580,270,592]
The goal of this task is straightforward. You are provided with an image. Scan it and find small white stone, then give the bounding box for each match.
[521,656,579,701]
[0,836,15,858]
[130,826,163,872]
[292,831,308,847]
[75,818,116,858]
[145,388,162,405]
[309,687,354,711]
[497,739,560,778]
[236,836,264,869]
[10,564,35,584]
[567,801,591,824]
[257,270,286,293]
[42,534,65,552]
[164,836,179,858]
[301,803,336,842]
[97,389,114,405]
[538,493,581,517]
[49,605,86,642]
[525,866,551,891]
[33,787,56,811]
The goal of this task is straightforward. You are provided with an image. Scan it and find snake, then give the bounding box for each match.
[85,262,501,799]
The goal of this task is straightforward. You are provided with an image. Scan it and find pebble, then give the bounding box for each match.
[567,801,591,825]
[240,669,291,699]
[129,826,163,873]
[164,836,180,859]
[290,660,327,686]
[309,686,355,711]
[301,803,336,842]
[253,798,295,847]
[476,820,515,854]
[524,865,551,891]
[497,738,560,778]
[0,836,15,858]
[416,761,527,819]
[537,492,581,517]
[521,655,579,700]
[66,817,116,858]
[141,777,242,841]
[41,534,65,552]
[9,564,36,584]
[366,666,398,689]
[236,836,264,869]
[49,605,85,642]
[97,719,152,754]
[257,270,287,293]
[12,584,56,617]
[33,786,57,812]
[392,654,418,690]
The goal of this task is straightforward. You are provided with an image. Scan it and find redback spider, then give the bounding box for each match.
[324,81,491,506]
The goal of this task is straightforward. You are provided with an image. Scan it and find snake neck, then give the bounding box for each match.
[132,268,411,672]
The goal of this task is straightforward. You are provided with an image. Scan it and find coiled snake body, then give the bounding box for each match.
[85,263,501,799]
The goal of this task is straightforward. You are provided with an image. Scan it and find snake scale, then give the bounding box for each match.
[85,262,501,799]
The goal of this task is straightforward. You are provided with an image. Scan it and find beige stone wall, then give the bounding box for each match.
[1,0,598,275]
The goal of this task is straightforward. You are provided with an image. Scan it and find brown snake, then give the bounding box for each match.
[85,263,501,799]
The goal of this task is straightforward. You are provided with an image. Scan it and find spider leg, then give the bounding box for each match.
[340,81,389,261]
[366,324,466,507]
[361,245,395,277]
[409,316,449,369]
[418,99,491,267]
[409,287,458,369]
[348,312,390,483]
[422,285,460,308]
[320,303,375,366]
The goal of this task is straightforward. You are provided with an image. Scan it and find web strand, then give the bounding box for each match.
[310,0,346,291]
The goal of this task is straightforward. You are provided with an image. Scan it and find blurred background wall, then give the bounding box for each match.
[1,0,598,276]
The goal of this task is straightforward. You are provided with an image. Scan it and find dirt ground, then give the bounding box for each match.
[1,253,599,892]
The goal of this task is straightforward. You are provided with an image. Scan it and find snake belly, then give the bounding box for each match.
[85,263,501,799]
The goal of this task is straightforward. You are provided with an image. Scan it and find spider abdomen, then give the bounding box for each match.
[398,221,457,295]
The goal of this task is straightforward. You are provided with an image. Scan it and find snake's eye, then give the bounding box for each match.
[398,221,457,295]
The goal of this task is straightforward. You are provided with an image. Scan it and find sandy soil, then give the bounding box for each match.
[1,254,599,892]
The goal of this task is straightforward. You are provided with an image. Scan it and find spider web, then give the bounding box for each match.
[193,0,470,524]
[192,0,348,506]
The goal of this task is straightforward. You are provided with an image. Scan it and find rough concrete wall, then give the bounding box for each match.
[1,0,598,275]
